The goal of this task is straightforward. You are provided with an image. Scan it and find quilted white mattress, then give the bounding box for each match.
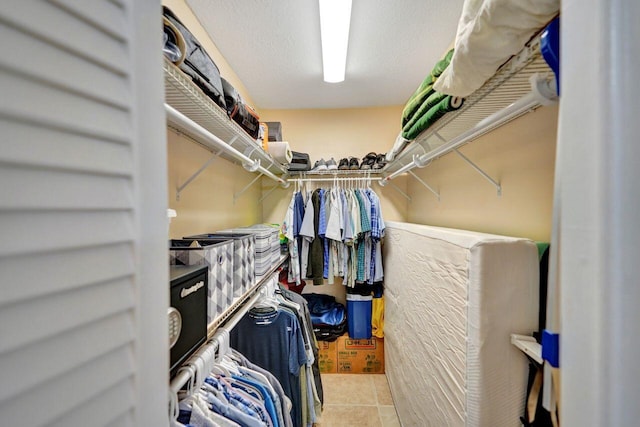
[383,222,539,427]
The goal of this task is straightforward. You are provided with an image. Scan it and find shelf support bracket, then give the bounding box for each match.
[453,149,502,196]
[234,172,264,203]
[380,180,411,201]
[176,149,223,201]
[258,185,280,205]
[408,170,439,200]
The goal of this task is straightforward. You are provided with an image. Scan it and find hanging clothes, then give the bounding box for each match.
[175,347,294,427]
[231,307,307,427]
[229,274,323,427]
[282,181,386,288]
[299,194,314,281]
[306,189,324,285]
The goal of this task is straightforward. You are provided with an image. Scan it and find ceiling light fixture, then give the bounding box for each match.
[319,0,352,83]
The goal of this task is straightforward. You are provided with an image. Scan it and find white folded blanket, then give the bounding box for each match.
[434,0,559,97]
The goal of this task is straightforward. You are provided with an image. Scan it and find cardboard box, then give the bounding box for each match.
[317,340,337,373]
[337,335,384,374]
[318,334,385,374]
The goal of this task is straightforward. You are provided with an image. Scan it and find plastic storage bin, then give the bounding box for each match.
[346,294,373,339]
[218,225,280,275]
[169,239,234,326]
[184,233,256,298]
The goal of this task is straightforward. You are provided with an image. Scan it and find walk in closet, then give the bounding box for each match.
[1,1,640,426]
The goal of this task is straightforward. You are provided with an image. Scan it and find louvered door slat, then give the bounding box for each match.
[105,411,135,427]
[0,1,128,74]
[0,313,134,402]
[0,243,133,307]
[49,0,127,42]
[0,166,133,210]
[48,380,135,427]
[0,21,130,109]
[0,72,131,144]
[0,346,135,426]
[1,119,134,176]
[0,211,133,257]
[0,277,134,354]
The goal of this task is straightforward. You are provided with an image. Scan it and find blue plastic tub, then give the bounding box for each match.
[346,294,372,339]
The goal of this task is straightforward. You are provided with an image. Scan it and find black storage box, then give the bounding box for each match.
[169,264,208,378]
[287,151,311,171]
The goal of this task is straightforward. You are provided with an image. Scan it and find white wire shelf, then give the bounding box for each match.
[163,59,286,176]
[383,32,554,176]
[287,169,383,176]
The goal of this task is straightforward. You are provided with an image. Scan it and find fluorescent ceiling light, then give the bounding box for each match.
[319,0,352,83]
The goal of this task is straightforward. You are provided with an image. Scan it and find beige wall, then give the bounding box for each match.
[167,131,263,239]
[407,104,558,242]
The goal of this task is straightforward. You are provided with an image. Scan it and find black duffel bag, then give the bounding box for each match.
[163,6,226,110]
[221,78,260,139]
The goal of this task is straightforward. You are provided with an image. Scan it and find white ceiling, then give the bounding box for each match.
[186,0,465,110]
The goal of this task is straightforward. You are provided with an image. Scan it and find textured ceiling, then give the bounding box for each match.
[186,0,465,110]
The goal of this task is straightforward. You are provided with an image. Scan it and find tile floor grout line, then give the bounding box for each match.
[371,374,379,405]
[322,403,379,407]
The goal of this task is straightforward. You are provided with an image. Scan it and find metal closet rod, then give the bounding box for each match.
[288,176,382,183]
[382,74,558,183]
[165,104,287,186]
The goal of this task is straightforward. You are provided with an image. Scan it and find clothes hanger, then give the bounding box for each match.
[216,330,240,375]
[169,383,180,421]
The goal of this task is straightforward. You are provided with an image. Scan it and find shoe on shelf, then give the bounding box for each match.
[373,153,387,170]
[338,158,349,170]
[326,158,338,170]
[348,157,360,170]
[312,158,328,171]
[360,154,376,170]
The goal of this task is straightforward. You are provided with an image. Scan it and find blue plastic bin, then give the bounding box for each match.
[346,294,372,339]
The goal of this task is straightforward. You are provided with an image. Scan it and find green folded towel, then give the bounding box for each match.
[431,48,454,78]
[402,91,450,134]
[401,95,464,140]
[401,48,454,127]
[402,79,436,127]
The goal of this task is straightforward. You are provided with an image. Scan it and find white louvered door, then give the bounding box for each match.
[0,1,168,426]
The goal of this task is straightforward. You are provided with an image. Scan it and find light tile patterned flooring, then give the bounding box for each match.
[315,374,401,427]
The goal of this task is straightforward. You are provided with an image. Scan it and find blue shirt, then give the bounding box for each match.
[205,389,264,427]
[234,374,280,427]
[231,309,308,427]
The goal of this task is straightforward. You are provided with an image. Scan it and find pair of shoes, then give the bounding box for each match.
[349,157,360,170]
[360,152,377,170]
[326,158,338,170]
[372,153,387,170]
[338,158,349,170]
[311,159,328,171]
